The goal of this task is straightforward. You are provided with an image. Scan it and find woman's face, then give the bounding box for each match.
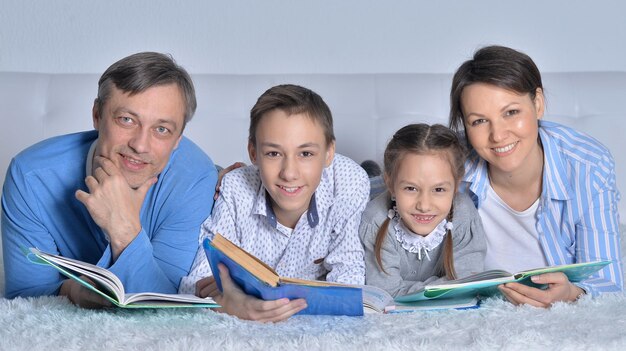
[461,83,544,176]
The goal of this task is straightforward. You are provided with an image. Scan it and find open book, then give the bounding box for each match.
[204,234,364,316]
[204,234,480,315]
[27,247,219,309]
[394,261,611,304]
[360,284,479,313]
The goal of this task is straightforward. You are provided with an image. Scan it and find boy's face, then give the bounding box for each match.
[248,109,335,228]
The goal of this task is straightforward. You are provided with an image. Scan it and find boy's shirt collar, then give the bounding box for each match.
[262,191,319,229]
[251,161,336,230]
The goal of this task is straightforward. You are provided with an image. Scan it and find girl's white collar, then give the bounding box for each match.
[391,214,453,261]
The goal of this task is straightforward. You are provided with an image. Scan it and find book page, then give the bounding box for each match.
[424,261,611,296]
[211,234,280,286]
[28,250,121,304]
[361,285,394,313]
[124,292,217,306]
[391,296,480,313]
[513,261,611,281]
[29,248,221,308]
[30,249,125,298]
[279,276,349,287]
[425,270,514,291]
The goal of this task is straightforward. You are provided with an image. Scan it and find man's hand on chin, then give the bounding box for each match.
[75,156,156,261]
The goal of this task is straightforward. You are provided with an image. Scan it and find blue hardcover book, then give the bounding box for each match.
[203,235,364,316]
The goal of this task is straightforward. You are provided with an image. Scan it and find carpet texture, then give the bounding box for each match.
[1,225,625,350]
[2,290,626,350]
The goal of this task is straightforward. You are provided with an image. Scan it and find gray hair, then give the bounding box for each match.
[95,52,197,128]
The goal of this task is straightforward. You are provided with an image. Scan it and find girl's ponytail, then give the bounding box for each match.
[442,204,457,280]
[374,217,392,275]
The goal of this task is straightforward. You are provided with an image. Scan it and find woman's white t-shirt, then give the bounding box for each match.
[479,184,548,273]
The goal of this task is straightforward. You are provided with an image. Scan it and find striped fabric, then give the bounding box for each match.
[462,120,623,297]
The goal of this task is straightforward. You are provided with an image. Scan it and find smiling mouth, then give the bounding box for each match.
[492,141,518,154]
[278,185,302,194]
[121,154,149,170]
[412,214,436,223]
[124,155,146,164]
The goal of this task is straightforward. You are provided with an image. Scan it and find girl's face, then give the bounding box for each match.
[461,83,544,176]
[387,152,456,237]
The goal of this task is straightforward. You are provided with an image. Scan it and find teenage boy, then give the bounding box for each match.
[180,84,369,322]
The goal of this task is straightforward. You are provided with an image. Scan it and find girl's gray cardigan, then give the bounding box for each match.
[359,192,487,297]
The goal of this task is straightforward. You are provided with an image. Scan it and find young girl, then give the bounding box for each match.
[360,123,486,297]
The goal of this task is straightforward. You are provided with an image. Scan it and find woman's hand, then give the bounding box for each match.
[498,272,585,308]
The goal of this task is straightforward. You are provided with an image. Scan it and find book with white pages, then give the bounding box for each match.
[27,247,219,308]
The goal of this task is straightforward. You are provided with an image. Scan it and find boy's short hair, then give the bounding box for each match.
[249,84,335,146]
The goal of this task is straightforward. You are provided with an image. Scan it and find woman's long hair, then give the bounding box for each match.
[448,45,544,146]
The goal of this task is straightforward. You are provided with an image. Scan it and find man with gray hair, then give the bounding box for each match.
[2,52,218,308]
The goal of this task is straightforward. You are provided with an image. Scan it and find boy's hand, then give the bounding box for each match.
[195,276,220,298]
[214,162,246,200]
[498,272,584,308]
[212,263,307,322]
[59,277,113,309]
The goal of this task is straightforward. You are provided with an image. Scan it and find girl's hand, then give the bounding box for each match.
[498,272,585,308]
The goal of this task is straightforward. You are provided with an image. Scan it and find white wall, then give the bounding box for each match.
[1,0,625,75]
[1,1,626,296]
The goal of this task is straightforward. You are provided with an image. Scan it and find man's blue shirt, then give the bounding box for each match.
[2,130,217,298]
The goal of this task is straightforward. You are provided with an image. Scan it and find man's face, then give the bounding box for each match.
[248,109,335,228]
[92,84,185,189]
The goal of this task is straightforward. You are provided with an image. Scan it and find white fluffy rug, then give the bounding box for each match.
[1,292,626,350]
[2,225,626,350]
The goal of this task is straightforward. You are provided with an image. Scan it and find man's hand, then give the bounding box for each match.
[210,264,307,322]
[75,156,156,261]
[214,162,246,200]
[498,272,585,308]
[195,276,220,298]
[59,277,113,309]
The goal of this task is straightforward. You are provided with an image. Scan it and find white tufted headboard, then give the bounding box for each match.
[1,72,624,222]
